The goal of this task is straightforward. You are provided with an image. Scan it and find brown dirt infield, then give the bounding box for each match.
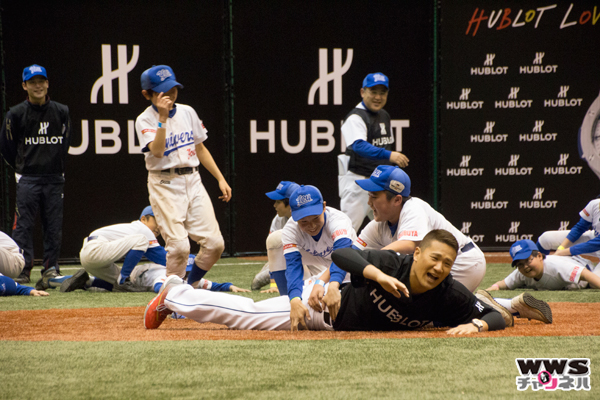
[1,302,599,341]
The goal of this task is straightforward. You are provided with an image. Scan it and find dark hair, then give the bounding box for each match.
[420,229,459,254]
[384,191,410,201]
[145,89,155,97]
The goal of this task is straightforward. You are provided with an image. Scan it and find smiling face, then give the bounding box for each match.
[409,239,457,294]
[514,252,544,279]
[367,191,402,224]
[297,204,326,236]
[22,76,48,104]
[360,85,388,112]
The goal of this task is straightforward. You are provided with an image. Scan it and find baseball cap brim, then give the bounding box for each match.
[151,80,183,93]
[291,203,323,221]
[511,251,533,267]
[355,178,386,192]
[265,190,286,200]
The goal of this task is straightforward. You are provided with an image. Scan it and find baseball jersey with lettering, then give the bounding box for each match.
[282,207,356,261]
[88,221,160,249]
[136,104,208,171]
[503,255,590,290]
[355,197,470,250]
[332,249,499,331]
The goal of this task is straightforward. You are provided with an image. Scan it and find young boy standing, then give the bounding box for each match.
[135,65,231,284]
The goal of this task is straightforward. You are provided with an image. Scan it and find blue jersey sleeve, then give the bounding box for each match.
[285,252,305,300]
[16,283,34,296]
[566,217,592,243]
[569,235,600,256]
[145,246,167,266]
[210,281,233,292]
[329,238,353,284]
[350,139,392,160]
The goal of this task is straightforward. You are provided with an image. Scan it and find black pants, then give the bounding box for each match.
[12,176,64,275]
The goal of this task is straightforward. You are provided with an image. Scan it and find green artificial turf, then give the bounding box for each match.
[1,337,597,399]
[2,259,599,399]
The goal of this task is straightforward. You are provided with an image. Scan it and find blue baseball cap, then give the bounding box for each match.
[510,239,539,267]
[362,73,389,89]
[22,64,47,82]
[266,181,300,200]
[141,65,184,93]
[289,185,324,221]
[355,165,411,196]
[140,206,154,219]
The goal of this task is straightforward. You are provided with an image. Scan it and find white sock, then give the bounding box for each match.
[494,297,516,314]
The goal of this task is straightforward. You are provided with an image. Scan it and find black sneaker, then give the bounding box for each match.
[35,267,61,290]
[60,269,90,292]
[15,272,31,284]
[113,279,152,292]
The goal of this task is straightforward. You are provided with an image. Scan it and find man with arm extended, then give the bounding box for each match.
[144,229,506,334]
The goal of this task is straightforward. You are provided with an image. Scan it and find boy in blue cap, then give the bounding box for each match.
[488,239,600,291]
[281,185,356,330]
[135,65,231,287]
[71,206,166,292]
[251,181,300,291]
[353,165,486,292]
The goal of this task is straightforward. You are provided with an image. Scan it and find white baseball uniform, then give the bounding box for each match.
[537,230,598,256]
[503,255,599,290]
[354,197,486,292]
[131,262,224,292]
[79,221,160,285]
[136,103,224,278]
[339,104,376,232]
[0,231,25,278]
[281,207,356,299]
[267,215,324,279]
[164,275,334,331]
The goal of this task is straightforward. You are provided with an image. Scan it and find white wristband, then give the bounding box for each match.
[315,279,325,287]
[158,121,165,129]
